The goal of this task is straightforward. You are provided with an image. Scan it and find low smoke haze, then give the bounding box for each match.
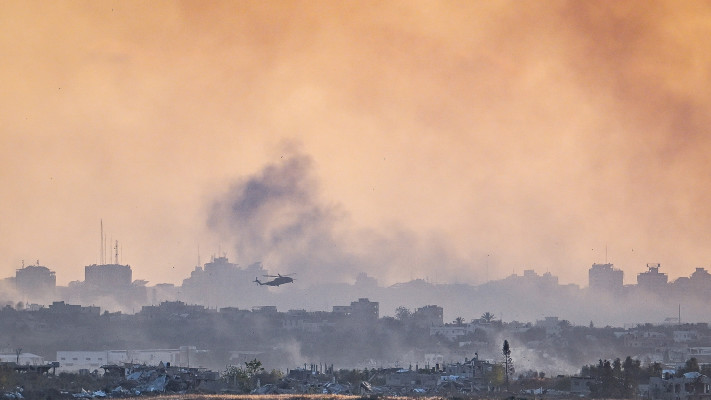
[2,1,711,288]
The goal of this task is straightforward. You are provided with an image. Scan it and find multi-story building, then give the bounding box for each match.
[429,324,469,341]
[15,262,56,300]
[648,372,711,400]
[333,298,380,321]
[351,298,379,319]
[622,330,669,348]
[412,305,444,327]
[40,301,100,316]
[332,298,379,320]
[79,263,150,312]
[181,256,267,308]
[139,301,207,319]
[637,263,668,293]
[588,263,624,294]
[282,309,337,333]
[673,268,711,300]
[84,263,132,288]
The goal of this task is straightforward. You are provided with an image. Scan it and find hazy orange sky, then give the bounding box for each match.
[2,1,711,287]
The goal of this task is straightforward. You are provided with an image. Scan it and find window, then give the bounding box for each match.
[72,358,78,361]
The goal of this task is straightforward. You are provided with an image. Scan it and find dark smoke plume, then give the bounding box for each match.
[208,150,471,285]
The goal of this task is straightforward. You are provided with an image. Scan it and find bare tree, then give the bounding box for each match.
[14,348,22,364]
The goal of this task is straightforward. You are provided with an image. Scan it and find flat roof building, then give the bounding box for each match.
[15,262,56,294]
[84,264,132,288]
[588,263,623,293]
[637,263,668,293]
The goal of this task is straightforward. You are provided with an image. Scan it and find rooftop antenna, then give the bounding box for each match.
[100,219,104,265]
[114,240,119,264]
[605,244,608,264]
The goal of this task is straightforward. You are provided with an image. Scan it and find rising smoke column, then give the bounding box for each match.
[208,149,472,285]
[208,151,359,283]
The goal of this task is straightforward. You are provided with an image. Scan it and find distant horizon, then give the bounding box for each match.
[4,251,707,289]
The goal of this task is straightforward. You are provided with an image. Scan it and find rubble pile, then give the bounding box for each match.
[100,362,219,396]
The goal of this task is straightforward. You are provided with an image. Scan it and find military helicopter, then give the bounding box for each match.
[254,273,295,287]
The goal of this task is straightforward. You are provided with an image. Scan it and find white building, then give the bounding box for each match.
[57,346,198,372]
[0,352,44,365]
[430,325,468,341]
[673,330,698,343]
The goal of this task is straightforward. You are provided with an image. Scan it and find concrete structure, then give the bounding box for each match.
[430,325,468,341]
[84,264,132,288]
[649,372,711,400]
[57,346,200,372]
[333,298,379,320]
[385,369,440,388]
[15,263,56,296]
[687,347,711,363]
[536,316,563,337]
[252,305,278,314]
[674,331,699,343]
[0,352,44,365]
[623,331,669,348]
[638,263,668,293]
[41,301,100,316]
[588,263,624,293]
[149,283,178,304]
[181,257,267,309]
[570,376,596,395]
[139,301,207,318]
[413,305,444,327]
[282,310,337,333]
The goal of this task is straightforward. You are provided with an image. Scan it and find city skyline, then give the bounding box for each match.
[4,250,711,289]
[6,253,711,327]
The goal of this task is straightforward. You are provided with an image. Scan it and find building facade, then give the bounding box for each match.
[588,263,624,293]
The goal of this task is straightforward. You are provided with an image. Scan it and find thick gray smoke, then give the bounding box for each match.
[208,150,471,285]
[208,151,352,282]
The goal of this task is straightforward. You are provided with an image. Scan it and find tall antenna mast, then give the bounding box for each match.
[100,219,104,264]
[114,240,119,264]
